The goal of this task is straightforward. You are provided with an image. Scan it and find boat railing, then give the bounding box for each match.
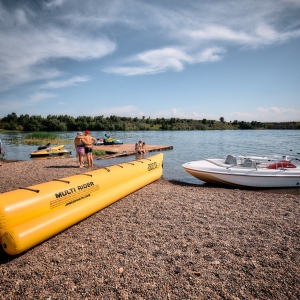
[244,156,300,170]
[211,155,299,171]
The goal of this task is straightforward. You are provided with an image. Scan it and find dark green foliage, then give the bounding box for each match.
[0,112,299,132]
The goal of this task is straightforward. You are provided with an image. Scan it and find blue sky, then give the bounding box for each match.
[0,0,300,122]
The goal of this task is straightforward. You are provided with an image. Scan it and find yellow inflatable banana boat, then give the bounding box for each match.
[1,153,163,255]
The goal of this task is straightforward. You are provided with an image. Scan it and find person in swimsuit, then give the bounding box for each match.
[141,142,147,154]
[135,140,142,154]
[82,130,97,168]
[74,132,85,168]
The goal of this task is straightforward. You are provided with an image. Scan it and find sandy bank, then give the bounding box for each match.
[0,158,299,299]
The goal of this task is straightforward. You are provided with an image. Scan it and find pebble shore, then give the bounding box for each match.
[0,157,299,299]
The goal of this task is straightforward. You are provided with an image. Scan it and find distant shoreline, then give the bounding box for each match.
[1,112,300,132]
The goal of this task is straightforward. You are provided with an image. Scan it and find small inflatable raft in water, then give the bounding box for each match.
[0,153,163,255]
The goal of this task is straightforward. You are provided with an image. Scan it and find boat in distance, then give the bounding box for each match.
[104,138,123,145]
[182,154,300,188]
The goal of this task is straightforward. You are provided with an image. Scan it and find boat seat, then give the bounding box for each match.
[225,155,237,165]
[242,158,256,168]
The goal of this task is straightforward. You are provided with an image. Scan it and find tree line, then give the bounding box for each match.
[0,112,299,132]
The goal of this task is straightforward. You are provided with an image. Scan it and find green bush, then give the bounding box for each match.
[92,150,106,156]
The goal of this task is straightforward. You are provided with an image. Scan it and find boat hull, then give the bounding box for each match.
[104,138,123,145]
[30,150,71,157]
[182,160,300,188]
[1,153,163,255]
[104,141,123,145]
[104,142,123,145]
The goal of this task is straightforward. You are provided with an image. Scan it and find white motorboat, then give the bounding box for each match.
[182,154,300,188]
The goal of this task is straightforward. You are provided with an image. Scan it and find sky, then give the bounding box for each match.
[0,0,300,122]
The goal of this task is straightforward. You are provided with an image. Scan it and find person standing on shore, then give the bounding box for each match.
[0,139,2,154]
[74,132,85,168]
[82,130,97,168]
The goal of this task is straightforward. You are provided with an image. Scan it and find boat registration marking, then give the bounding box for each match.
[148,162,158,171]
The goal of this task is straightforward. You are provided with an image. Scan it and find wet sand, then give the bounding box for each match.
[0,158,299,299]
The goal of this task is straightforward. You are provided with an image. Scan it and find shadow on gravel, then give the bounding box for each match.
[168,179,237,190]
[168,179,300,195]
[168,179,206,187]
[0,248,17,263]
[46,165,79,169]
[0,159,23,163]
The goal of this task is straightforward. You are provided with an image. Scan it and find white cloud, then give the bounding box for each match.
[28,93,56,103]
[15,9,28,26]
[44,0,66,9]
[106,48,188,75]
[41,76,92,89]
[187,25,254,44]
[0,0,299,121]
[257,106,299,115]
[93,105,141,117]
[105,47,225,75]
[151,108,185,119]
[184,23,300,47]
[190,112,216,120]
[0,92,56,117]
[230,106,300,122]
[1,0,299,87]
[102,0,300,75]
[157,106,300,122]
[0,99,25,115]
[196,47,226,62]
[171,108,207,120]
[0,3,116,91]
[149,108,220,121]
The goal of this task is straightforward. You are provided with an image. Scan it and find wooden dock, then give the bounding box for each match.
[93,143,173,160]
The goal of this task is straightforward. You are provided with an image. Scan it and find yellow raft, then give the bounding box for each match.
[0,153,163,255]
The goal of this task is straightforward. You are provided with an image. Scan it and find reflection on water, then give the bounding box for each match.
[1,130,299,189]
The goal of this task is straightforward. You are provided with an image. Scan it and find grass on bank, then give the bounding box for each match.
[23,132,71,146]
[92,150,106,156]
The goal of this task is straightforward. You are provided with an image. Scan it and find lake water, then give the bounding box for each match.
[0,130,299,185]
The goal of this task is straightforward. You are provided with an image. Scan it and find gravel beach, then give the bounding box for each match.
[0,157,299,299]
